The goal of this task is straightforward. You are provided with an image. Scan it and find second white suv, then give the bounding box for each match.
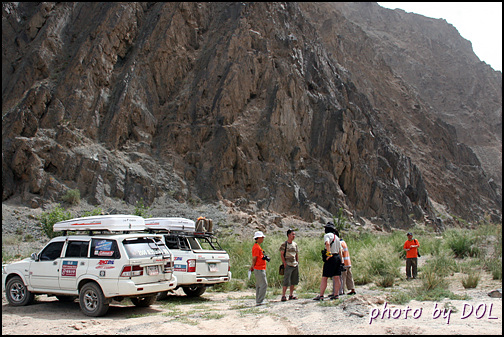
[145,217,231,297]
[2,215,177,316]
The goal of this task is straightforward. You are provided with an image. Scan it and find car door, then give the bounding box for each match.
[29,241,65,290]
[59,240,90,290]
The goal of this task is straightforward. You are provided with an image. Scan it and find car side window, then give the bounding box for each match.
[90,239,120,259]
[164,236,179,249]
[164,236,191,250]
[65,241,89,258]
[39,242,65,261]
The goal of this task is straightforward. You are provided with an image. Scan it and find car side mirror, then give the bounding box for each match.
[31,253,38,261]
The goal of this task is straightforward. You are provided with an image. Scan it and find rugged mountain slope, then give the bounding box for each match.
[2,2,501,229]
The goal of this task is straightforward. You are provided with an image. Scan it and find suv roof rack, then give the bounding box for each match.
[53,215,147,234]
[145,217,214,235]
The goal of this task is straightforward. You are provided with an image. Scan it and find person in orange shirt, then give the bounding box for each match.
[403,232,420,280]
[250,231,268,305]
[338,233,356,295]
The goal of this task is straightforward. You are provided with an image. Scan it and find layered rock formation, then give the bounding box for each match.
[2,2,502,229]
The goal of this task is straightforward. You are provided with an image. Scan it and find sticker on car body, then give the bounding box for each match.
[62,260,78,277]
[96,260,115,269]
[174,264,187,271]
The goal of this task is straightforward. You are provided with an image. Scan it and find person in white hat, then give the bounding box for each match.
[250,231,268,305]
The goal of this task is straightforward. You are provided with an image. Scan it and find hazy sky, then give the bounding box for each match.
[378,2,502,72]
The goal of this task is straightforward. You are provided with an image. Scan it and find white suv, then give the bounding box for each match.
[2,215,177,316]
[145,217,231,297]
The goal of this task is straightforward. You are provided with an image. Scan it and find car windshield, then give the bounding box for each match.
[123,237,170,258]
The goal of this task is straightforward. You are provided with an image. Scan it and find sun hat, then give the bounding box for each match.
[253,231,265,239]
[324,222,335,228]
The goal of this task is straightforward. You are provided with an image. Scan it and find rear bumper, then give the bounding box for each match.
[176,272,231,286]
[105,276,177,297]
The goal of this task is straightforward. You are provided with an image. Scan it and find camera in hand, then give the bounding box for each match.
[262,251,271,262]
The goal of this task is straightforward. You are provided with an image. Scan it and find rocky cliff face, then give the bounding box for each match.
[2,2,502,229]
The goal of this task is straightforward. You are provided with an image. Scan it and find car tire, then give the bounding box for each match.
[5,276,34,306]
[157,291,169,300]
[130,295,157,307]
[182,285,206,297]
[79,282,109,317]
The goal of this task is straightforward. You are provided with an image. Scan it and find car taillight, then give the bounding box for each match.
[164,260,173,273]
[187,259,196,273]
[120,265,143,277]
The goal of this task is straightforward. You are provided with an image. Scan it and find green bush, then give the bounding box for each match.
[423,249,458,277]
[484,257,502,280]
[414,285,467,302]
[353,242,401,287]
[38,204,73,238]
[134,198,151,218]
[461,272,480,289]
[420,270,448,291]
[332,208,350,232]
[443,229,479,258]
[376,274,396,288]
[62,189,81,205]
[82,208,104,217]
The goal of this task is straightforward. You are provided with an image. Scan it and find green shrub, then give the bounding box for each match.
[423,249,458,277]
[82,207,104,217]
[134,198,151,218]
[414,286,467,302]
[353,242,401,287]
[376,274,395,288]
[62,189,81,205]
[443,229,479,258]
[38,204,73,238]
[484,257,502,280]
[332,208,350,232]
[387,289,414,304]
[420,270,448,291]
[461,272,480,289]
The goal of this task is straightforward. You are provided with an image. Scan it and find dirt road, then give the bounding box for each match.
[2,275,502,335]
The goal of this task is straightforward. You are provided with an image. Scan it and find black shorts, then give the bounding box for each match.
[322,254,342,277]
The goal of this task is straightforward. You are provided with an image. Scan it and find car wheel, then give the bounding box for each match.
[79,282,109,317]
[156,291,169,300]
[130,295,156,307]
[6,276,34,306]
[182,285,206,297]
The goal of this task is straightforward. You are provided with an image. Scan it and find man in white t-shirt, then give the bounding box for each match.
[313,222,342,300]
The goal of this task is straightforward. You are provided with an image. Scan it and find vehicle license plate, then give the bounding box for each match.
[147,266,159,276]
[208,263,218,272]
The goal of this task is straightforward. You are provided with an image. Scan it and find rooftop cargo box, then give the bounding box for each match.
[53,215,146,232]
[145,217,214,233]
[145,217,195,232]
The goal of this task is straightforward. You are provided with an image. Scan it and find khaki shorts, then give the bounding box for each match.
[282,265,299,286]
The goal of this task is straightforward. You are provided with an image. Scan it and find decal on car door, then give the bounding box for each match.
[61,260,78,277]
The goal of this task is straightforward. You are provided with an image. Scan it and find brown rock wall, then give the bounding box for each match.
[2,2,501,228]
